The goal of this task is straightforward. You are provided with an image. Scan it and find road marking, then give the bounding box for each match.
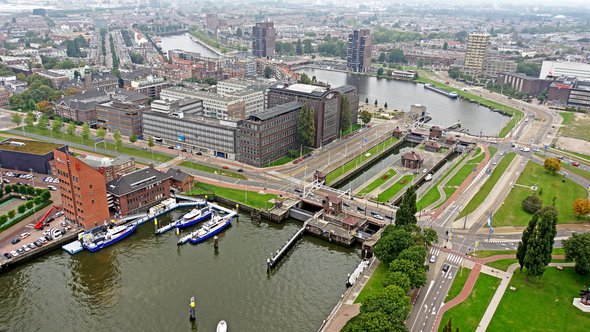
[411,280,435,332]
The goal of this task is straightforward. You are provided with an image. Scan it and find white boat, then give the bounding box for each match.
[216,320,227,332]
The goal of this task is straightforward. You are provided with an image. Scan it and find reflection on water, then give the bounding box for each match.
[159,33,220,58]
[0,208,359,332]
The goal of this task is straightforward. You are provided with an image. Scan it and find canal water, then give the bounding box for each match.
[0,208,360,331]
[159,33,220,58]
[296,68,508,136]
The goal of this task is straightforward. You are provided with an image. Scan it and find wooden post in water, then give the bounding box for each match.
[214,235,219,249]
[154,219,158,233]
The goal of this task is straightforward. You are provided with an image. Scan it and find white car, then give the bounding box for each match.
[20,232,30,239]
[44,177,53,182]
[429,255,436,263]
[47,185,57,191]
[55,211,64,218]
[10,250,18,257]
[373,214,384,220]
[52,178,59,183]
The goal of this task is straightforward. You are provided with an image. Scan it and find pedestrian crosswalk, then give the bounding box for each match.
[428,247,463,266]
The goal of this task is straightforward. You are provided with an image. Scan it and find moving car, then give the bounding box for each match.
[572,162,580,167]
[11,238,20,245]
[442,264,450,272]
[222,166,229,170]
[429,255,436,263]
[237,169,244,172]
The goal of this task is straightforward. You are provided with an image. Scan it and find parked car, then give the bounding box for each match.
[44,235,52,241]
[38,237,47,244]
[3,252,12,259]
[47,185,57,191]
[52,178,59,183]
[16,248,24,254]
[46,217,55,223]
[168,146,174,149]
[22,245,31,252]
[357,206,365,212]
[27,243,36,249]
[195,152,202,155]
[55,211,64,218]
[10,250,18,257]
[442,264,450,272]
[343,202,350,207]
[34,240,43,247]
[2,178,9,184]
[20,232,30,239]
[11,237,20,245]
[373,214,384,220]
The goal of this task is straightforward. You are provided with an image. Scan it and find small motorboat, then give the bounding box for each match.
[216,320,227,332]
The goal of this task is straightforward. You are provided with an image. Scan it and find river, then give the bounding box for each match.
[159,33,220,59]
[0,207,359,331]
[297,68,508,136]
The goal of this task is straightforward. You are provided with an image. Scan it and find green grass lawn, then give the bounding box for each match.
[19,126,173,163]
[325,136,399,185]
[446,267,471,302]
[187,182,277,210]
[414,77,523,138]
[559,111,590,141]
[562,162,590,181]
[456,153,516,219]
[488,267,590,331]
[263,147,313,167]
[357,169,397,196]
[354,262,388,304]
[179,161,246,180]
[376,174,414,203]
[475,248,564,258]
[486,259,518,271]
[342,123,362,136]
[439,273,501,332]
[445,149,485,187]
[493,161,588,227]
[417,153,469,210]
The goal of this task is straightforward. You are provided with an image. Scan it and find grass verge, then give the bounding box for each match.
[357,168,397,196]
[325,136,399,185]
[493,161,588,227]
[354,262,388,304]
[376,174,414,203]
[416,153,469,210]
[456,153,516,219]
[445,267,471,302]
[439,273,501,332]
[179,161,246,180]
[488,267,590,331]
[186,182,277,210]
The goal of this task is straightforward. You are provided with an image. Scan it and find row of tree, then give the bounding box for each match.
[63,35,88,58]
[275,39,314,56]
[0,186,51,230]
[344,186,438,331]
[9,74,61,111]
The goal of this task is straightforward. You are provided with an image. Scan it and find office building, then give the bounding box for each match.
[52,149,110,229]
[142,107,240,159]
[106,166,172,216]
[151,98,203,116]
[463,33,490,76]
[496,72,553,97]
[160,86,245,120]
[238,102,302,167]
[266,83,357,147]
[482,58,517,79]
[130,76,171,99]
[347,29,372,73]
[252,22,276,58]
[540,61,590,80]
[0,139,67,174]
[96,100,146,137]
[78,155,136,182]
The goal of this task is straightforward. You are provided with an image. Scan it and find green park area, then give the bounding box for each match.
[325,136,398,185]
[493,161,588,227]
[445,267,470,302]
[456,153,516,219]
[559,111,590,142]
[17,125,173,163]
[354,262,388,304]
[376,174,414,203]
[439,147,487,207]
[187,182,277,210]
[534,153,590,180]
[357,169,397,197]
[417,153,469,210]
[179,161,246,180]
[342,123,362,136]
[415,77,523,137]
[488,267,590,331]
[439,273,501,332]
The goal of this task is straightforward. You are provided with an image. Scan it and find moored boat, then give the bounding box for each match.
[82,224,137,252]
[188,215,232,245]
[216,320,227,332]
[155,206,213,235]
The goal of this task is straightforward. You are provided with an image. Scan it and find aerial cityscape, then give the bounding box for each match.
[0,0,589,331]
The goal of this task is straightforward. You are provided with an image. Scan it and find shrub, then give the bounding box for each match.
[522,194,542,214]
[0,215,7,224]
[17,204,26,214]
[6,210,15,219]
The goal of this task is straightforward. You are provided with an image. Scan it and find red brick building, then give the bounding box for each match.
[52,149,110,229]
[166,167,194,193]
[106,166,171,216]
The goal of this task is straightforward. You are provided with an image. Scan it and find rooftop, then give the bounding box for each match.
[106,167,171,197]
[284,83,327,94]
[80,155,134,168]
[247,101,302,121]
[0,138,64,155]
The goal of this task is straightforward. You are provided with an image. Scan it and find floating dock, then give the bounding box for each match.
[61,237,84,254]
[176,203,237,245]
[424,83,458,98]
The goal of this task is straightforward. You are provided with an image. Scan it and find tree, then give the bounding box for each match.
[25,111,35,127]
[388,49,406,63]
[264,66,272,78]
[298,73,312,84]
[66,122,76,136]
[397,245,427,267]
[374,228,415,265]
[443,41,448,50]
[374,99,378,106]
[342,311,394,332]
[378,52,386,62]
[573,198,590,220]
[395,186,418,227]
[517,212,538,272]
[7,210,15,219]
[51,117,63,133]
[115,137,122,151]
[522,194,542,214]
[26,201,34,209]
[360,110,372,125]
[148,135,155,161]
[129,133,138,144]
[390,258,427,289]
[81,123,90,143]
[384,102,388,109]
[297,105,315,148]
[36,115,48,130]
[383,271,412,293]
[17,204,26,214]
[296,38,303,55]
[361,285,411,325]
[65,87,80,96]
[564,232,590,275]
[96,128,106,140]
[523,207,558,277]
[340,95,351,134]
[365,97,369,104]
[303,39,314,54]
[377,67,384,76]
[543,157,561,173]
[35,100,52,113]
[113,129,121,142]
[235,27,243,37]
[11,112,22,128]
